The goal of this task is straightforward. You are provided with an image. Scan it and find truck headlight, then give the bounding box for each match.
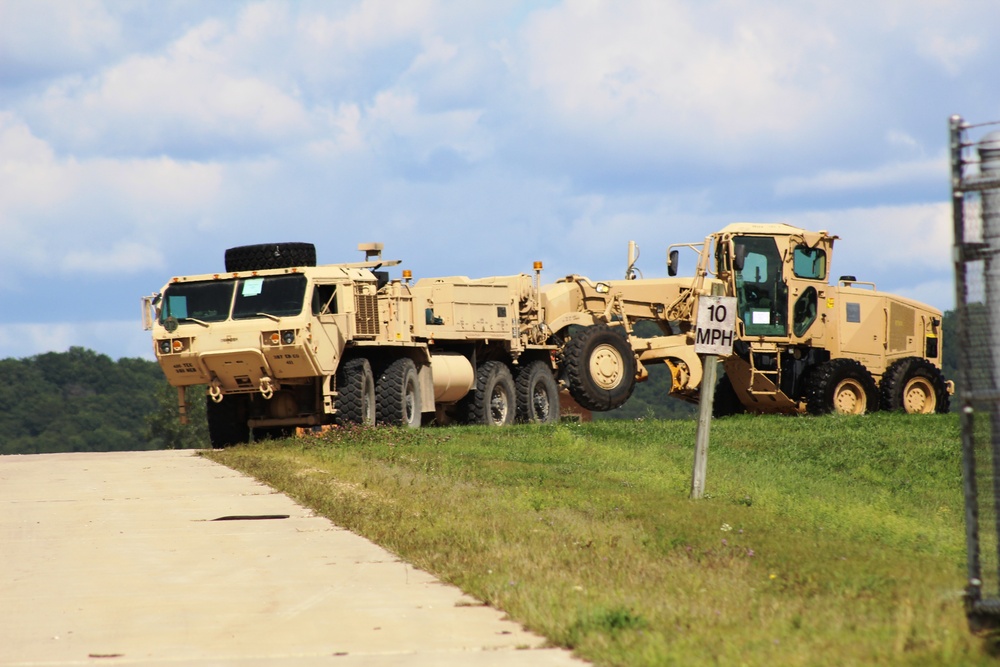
[265,330,296,345]
[158,339,171,354]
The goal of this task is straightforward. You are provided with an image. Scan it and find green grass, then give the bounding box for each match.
[206,414,988,666]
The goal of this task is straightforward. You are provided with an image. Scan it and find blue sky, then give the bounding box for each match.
[0,0,997,360]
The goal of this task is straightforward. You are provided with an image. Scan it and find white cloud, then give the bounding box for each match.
[516,1,846,153]
[795,202,951,273]
[0,0,121,78]
[32,46,310,155]
[774,158,947,196]
[62,241,166,274]
[920,33,980,76]
[0,115,224,284]
[300,0,434,51]
[364,90,490,163]
[0,320,154,361]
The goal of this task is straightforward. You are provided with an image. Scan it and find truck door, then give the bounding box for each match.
[311,282,347,373]
[733,236,788,337]
[789,243,828,340]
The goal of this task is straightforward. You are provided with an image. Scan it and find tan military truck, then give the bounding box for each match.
[542,222,951,416]
[143,243,560,446]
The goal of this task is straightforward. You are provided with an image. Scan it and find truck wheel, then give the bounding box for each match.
[224,242,317,272]
[376,357,421,428]
[515,361,560,423]
[806,359,879,415]
[206,394,251,448]
[465,361,516,426]
[562,324,636,411]
[335,358,376,426]
[712,374,746,418]
[880,357,950,414]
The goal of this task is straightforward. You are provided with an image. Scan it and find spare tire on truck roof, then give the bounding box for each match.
[224,243,317,272]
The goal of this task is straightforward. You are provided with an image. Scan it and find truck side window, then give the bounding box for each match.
[793,246,826,280]
[793,286,818,337]
[312,284,338,315]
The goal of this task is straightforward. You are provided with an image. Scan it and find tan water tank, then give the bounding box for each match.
[430,353,475,403]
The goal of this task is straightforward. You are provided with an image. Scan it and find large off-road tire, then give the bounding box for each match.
[515,360,560,423]
[224,242,317,272]
[376,357,422,428]
[806,359,879,415]
[334,357,376,426]
[712,374,746,418]
[880,357,950,414]
[464,361,517,426]
[562,324,637,411]
[206,394,251,448]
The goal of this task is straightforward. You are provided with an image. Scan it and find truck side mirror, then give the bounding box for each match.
[733,245,747,272]
[667,250,679,276]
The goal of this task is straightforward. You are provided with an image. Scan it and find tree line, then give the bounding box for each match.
[0,347,205,455]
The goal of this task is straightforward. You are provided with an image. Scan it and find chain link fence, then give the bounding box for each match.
[952,115,1000,630]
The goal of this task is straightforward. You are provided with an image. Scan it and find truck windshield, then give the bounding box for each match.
[160,274,308,324]
[161,280,234,323]
[232,274,307,320]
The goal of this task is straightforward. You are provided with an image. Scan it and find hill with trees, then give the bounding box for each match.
[0,347,205,455]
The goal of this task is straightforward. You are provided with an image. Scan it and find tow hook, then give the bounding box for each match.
[209,381,224,403]
[260,376,275,400]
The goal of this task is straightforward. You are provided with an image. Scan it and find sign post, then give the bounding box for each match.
[691,290,736,499]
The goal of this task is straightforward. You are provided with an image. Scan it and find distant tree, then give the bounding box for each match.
[145,383,208,449]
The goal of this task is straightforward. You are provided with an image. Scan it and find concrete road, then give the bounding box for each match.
[0,450,583,666]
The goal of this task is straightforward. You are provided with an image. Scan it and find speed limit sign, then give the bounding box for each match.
[694,296,737,356]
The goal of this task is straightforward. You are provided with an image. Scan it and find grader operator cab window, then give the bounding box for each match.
[733,236,788,337]
[233,274,307,320]
[793,245,827,280]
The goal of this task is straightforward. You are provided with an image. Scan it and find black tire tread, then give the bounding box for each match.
[880,357,950,414]
[805,358,878,415]
[335,357,375,425]
[375,357,420,427]
[562,324,636,411]
[465,361,516,426]
[224,242,317,272]
[515,360,560,423]
[206,395,251,448]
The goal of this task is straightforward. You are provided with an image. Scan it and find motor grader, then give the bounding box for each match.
[544,222,951,416]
